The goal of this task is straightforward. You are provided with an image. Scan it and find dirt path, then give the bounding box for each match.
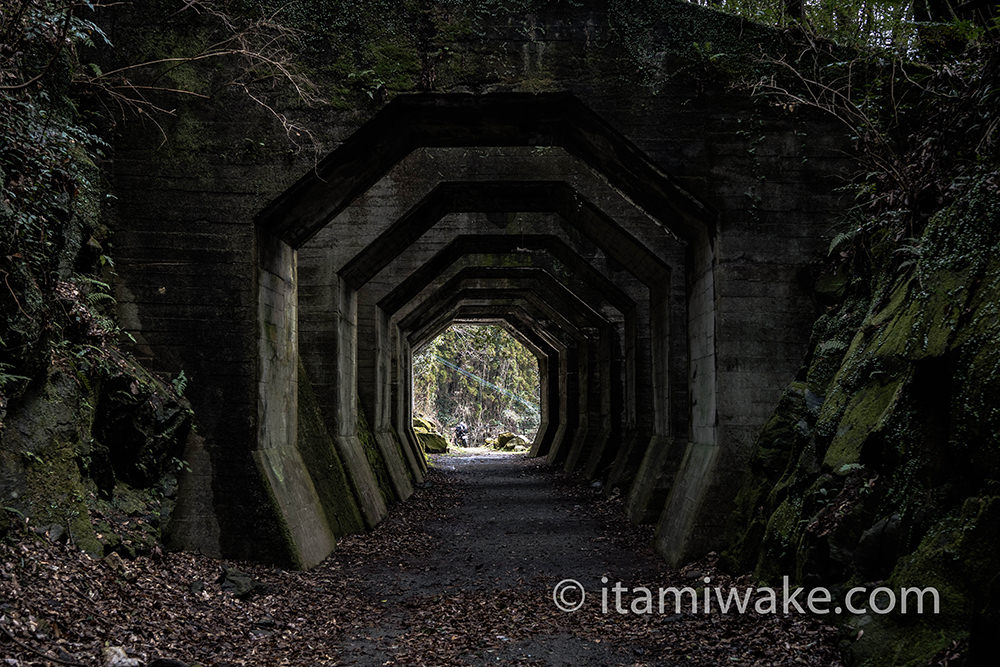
[0,450,844,666]
[332,450,662,665]
[325,451,844,666]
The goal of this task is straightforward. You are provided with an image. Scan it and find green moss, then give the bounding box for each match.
[416,431,448,453]
[823,375,906,470]
[357,403,394,505]
[85,481,167,558]
[755,494,804,580]
[729,383,810,538]
[413,417,449,454]
[134,23,215,96]
[767,495,803,543]
[296,361,364,537]
[24,440,102,557]
[866,271,966,361]
[1,369,101,556]
[850,496,1000,666]
[366,39,421,92]
[919,179,1000,277]
[413,417,436,432]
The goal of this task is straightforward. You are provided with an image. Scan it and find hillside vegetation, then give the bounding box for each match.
[413,324,541,446]
[716,3,1000,664]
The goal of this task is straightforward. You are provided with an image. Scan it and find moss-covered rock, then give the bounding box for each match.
[413,418,448,453]
[412,417,438,433]
[729,170,1000,664]
[92,354,193,491]
[849,495,1000,666]
[416,431,449,453]
[494,432,529,450]
[726,381,814,573]
[822,375,907,470]
[0,354,194,559]
[0,367,102,556]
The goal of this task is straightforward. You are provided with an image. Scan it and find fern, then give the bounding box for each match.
[171,370,189,397]
[86,291,117,307]
[828,230,856,256]
[0,363,30,390]
[74,275,112,292]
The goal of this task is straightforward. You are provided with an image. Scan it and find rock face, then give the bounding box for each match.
[413,419,448,453]
[93,363,193,490]
[728,174,1000,663]
[0,360,192,558]
[0,66,194,562]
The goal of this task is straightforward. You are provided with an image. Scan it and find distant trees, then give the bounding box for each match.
[412,325,540,446]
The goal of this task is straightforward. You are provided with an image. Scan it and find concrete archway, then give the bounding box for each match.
[115,72,851,568]
[398,270,622,469]
[250,93,720,568]
[386,256,635,476]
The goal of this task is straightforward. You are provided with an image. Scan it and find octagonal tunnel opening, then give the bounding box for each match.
[411,323,541,456]
[243,93,728,568]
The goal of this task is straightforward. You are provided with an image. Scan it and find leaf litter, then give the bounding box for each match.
[1,455,844,666]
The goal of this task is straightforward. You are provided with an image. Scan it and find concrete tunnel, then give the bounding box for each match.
[133,91,847,569]
[246,92,718,568]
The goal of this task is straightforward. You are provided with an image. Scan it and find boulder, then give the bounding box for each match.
[412,417,448,453]
[218,565,259,599]
[412,417,437,433]
[416,431,448,453]
[496,432,529,450]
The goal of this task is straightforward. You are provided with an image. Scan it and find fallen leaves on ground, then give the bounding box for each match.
[1,459,845,666]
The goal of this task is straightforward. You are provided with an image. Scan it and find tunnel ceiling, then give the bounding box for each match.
[257,93,714,247]
[339,181,674,289]
[380,235,642,313]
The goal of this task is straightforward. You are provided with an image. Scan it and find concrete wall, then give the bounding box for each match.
[110,0,853,566]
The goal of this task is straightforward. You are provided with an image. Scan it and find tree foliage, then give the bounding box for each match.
[413,325,540,446]
[698,0,997,52]
[1,1,115,421]
[1,0,319,427]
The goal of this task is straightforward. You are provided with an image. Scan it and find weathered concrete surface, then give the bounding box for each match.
[110,0,853,566]
[654,441,722,566]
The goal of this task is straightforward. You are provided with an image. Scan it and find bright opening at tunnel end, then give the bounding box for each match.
[412,323,541,452]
